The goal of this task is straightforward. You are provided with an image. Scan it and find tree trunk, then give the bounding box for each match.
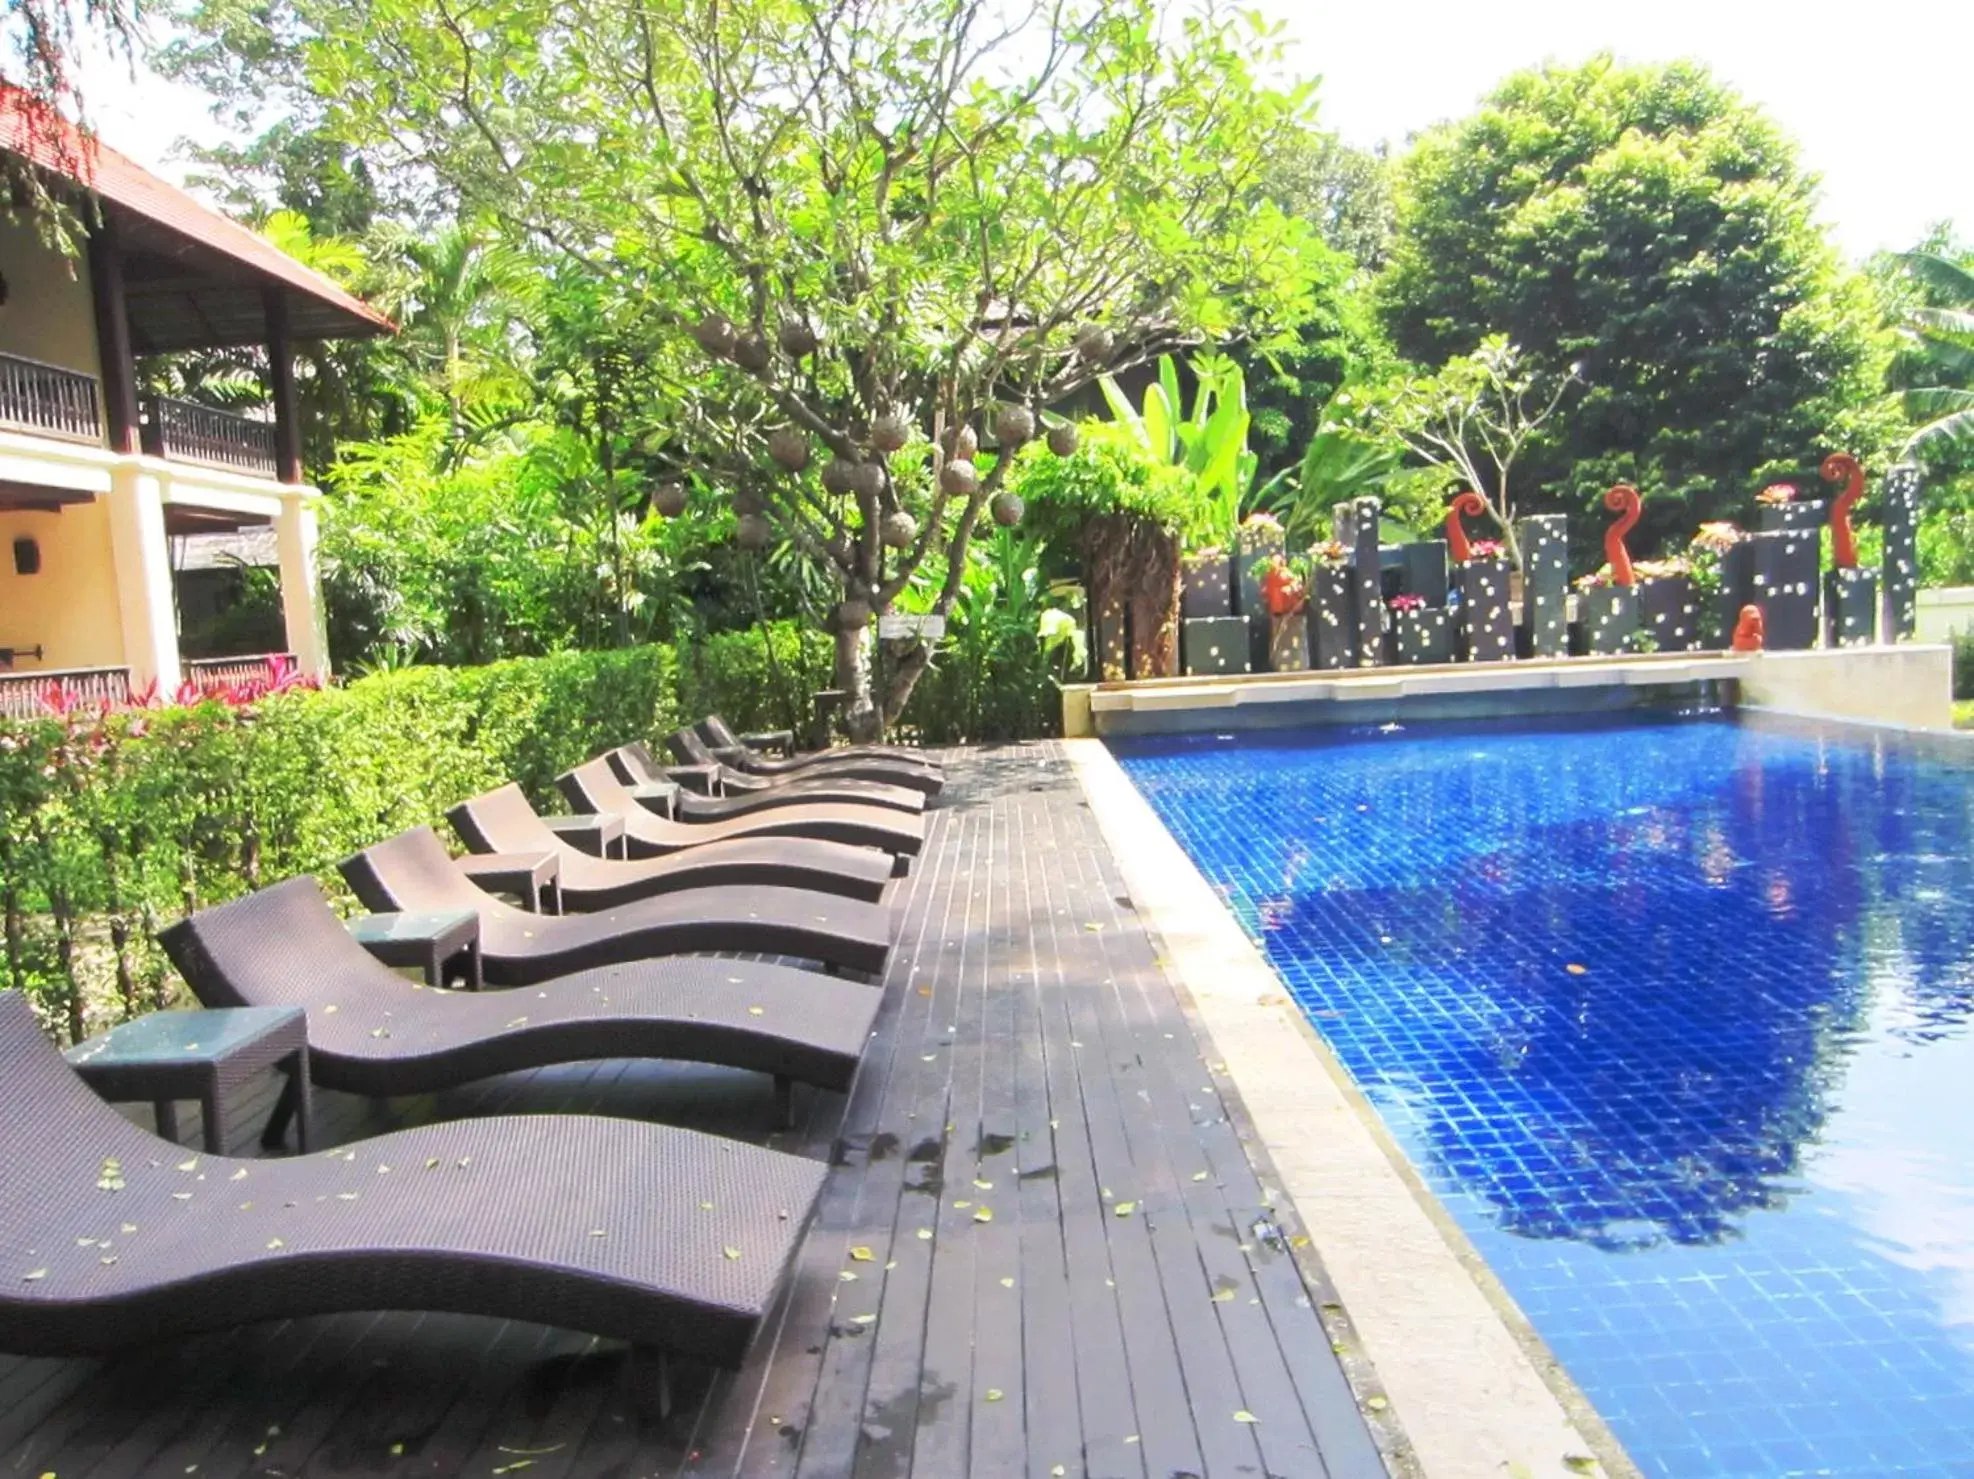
[879,638,933,729]
[834,623,881,743]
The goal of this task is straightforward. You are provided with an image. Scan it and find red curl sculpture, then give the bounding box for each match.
[1445,490,1488,564]
[1821,452,1865,570]
[1603,484,1642,588]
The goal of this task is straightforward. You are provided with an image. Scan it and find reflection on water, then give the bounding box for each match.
[1115,715,1974,1479]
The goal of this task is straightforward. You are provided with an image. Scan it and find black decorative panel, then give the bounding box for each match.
[1454,557,1514,662]
[1094,598,1128,681]
[1181,616,1250,676]
[1825,567,1877,648]
[1234,524,1285,671]
[1745,528,1819,651]
[1309,567,1355,671]
[1756,498,1826,534]
[1390,606,1455,665]
[1518,515,1569,658]
[1882,463,1921,642]
[1638,574,1701,652]
[1580,585,1640,655]
[1395,541,1449,607]
[1717,539,1758,648]
[1268,612,1309,672]
[1181,551,1234,619]
[1334,498,1385,667]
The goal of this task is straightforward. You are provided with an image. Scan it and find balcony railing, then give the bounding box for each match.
[185,654,297,694]
[0,351,102,443]
[140,396,278,479]
[0,666,132,720]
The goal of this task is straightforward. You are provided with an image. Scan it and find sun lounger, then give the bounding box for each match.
[448,784,893,907]
[340,826,894,984]
[160,876,881,1129]
[700,713,937,772]
[659,730,926,814]
[686,719,943,795]
[561,754,924,864]
[0,988,825,1369]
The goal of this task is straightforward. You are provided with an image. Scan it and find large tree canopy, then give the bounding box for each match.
[295,0,1324,735]
[1378,56,1895,550]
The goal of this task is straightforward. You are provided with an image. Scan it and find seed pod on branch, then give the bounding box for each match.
[768,427,810,472]
[652,481,688,518]
[940,459,980,497]
[734,513,772,550]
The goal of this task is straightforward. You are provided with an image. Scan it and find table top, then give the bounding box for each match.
[65,1006,304,1070]
[544,811,624,839]
[631,780,680,800]
[346,908,480,946]
[458,850,558,882]
[664,762,721,781]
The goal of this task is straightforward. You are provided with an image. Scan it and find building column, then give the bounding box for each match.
[274,492,330,680]
[87,216,141,455]
[102,464,181,692]
[263,287,304,485]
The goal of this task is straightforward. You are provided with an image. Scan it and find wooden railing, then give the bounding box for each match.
[185,654,296,693]
[0,666,132,720]
[0,351,102,443]
[140,396,277,478]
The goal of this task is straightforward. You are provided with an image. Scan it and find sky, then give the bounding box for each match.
[75,0,1973,261]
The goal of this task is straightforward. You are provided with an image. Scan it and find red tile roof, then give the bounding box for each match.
[0,85,393,341]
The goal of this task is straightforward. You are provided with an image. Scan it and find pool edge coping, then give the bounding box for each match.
[1066,736,1644,1479]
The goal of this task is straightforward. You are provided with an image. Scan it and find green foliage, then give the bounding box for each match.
[1010,424,1198,553]
[1378,56,1897,550]
[1890,247,1974,464]
[1097,354,1272,548]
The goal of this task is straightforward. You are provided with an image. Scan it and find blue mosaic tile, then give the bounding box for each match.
[1112,714,1974,1479]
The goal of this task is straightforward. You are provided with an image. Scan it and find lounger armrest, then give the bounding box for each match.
[739,729,795,755]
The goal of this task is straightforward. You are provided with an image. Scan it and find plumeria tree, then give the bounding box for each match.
[303,0,1322,736]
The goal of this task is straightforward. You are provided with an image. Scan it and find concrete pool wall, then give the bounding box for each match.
[1061,643,1953,739]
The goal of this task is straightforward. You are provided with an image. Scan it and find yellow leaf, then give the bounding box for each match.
[1366,1395,1389,1412]
[588,1229,607,1239]
[916,1228,933,1240]
[723,1246,742,1260]
[973,1179,993,1190]
[839,1271,858,1282]
[999,1277,1015,1288]
[954,1201,971,1210]
[175,1159,198,1173]
[23,1268,47,1281]
[266,1239,284,1250]
[230,1168,249,1181]
[1233,1409,1258,1424]
[849,1246,874,1261]
[1212,1289,1235,1303]
[747,1006,764,1016]
[984,1388,1004,1402]
[1114,1202,1136,1217]
[1192,1171,1209,1182]
[699,1201,715,1211]
[1562,1458,1598,1474]
[972,1207,993,1223]
[851,1313,877,1325]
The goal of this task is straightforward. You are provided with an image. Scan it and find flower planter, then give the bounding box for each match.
[1518,514,1569,658]
[1308,567,1355,670]
[1234,523,1285,671]
[1181,616,1250,676]
[1335,497,1385,667]
[1389,605,1455,665]
[1638,574,1700,652]
[1453,557,1514,662]
[1577,585,1639,655]
[1756,497,1825,534]
[1092,597,1129,682]
[1824,566,1877,647]
[1268,611,1309,672]
[1745,528,1820,651]
[1394,540,1449,607]
[1181,550,1235,619]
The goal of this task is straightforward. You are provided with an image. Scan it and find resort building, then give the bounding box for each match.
[0,89,391,713]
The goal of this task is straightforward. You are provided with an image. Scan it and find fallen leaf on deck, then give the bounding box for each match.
[175,1159,197,1173]
[972,1207,993,1223]
[1562,1458,1598,1474]
[1366,1395,1389,1412]
[22,1269,46,1282]
[1233,1410,1258,1424]
[266,1239,284,1250]
[839,1271,857,1282]
[747,1006,764,1016]
[849,1246,874,1261]
[723,1246,742,1260]
[1114,1202,1136,1217]
[984,1389,1004,1402]
[999,1277,1014,1288]
[230,1169,248,1182]
[1192,1171,1209,1182]
[916,1228,933,1240]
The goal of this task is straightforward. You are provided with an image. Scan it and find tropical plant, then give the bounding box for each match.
[1367,337,1580,569]
[302,0,1322,739]
[1893,250,1974,459]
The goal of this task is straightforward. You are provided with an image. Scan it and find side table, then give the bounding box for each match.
[347,908,483,989]
[662,762,726,797]
[542,811,628,860]
[457,850,561,914]
[65,1006,311,1153]
[629,780,680,819]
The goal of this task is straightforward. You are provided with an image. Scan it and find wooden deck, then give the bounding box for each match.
[0,743,1388,1479]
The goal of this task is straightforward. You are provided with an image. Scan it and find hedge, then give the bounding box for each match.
[0,625,841,1044]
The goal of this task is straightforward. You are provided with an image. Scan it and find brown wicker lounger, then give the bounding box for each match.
[663,728,928,812]
[686,720,942,794]
[698,714,943,786]
[160,876,881,1126]
[448,784,894,908]
[0,989,825,1368]
[561,755,924,863]
[340,827,894,984]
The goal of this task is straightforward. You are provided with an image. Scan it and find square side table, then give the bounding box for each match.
[348,908,482,989]
[65,1006,311,1153]
[457,850,561,914]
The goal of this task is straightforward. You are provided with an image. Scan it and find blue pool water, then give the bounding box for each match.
[1111,714,1974,1478]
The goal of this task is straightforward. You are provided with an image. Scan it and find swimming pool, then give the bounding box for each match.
[1111,714,1974,1479]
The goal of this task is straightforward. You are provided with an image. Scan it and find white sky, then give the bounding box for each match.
[76,0,1973,260]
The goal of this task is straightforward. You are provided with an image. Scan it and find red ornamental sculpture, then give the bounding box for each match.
[1260,561,1305,617]
[1445,490,1488,563]
[1603,484,1642,587]
[1821,452,1865,570]
[1731,604,1766,652]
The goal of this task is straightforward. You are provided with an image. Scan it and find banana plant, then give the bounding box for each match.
[1098,353,1259,547]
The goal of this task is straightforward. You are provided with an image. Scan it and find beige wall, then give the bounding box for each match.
[0,499,125,671]
[0,219,101,380]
